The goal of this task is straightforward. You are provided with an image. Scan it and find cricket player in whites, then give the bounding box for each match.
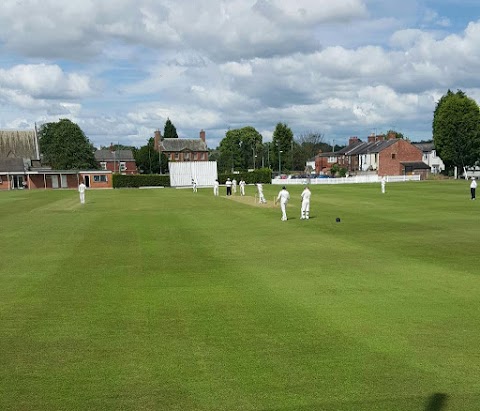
[276,186,290,221]
[256,183,267,203]
[300,185,311,219]
[239,179,246,196]
[78,180,86,204]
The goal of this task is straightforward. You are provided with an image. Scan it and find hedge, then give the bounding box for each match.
[113,174,170,188]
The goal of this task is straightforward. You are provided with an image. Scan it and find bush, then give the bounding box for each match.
[218,168,272,184]
[113,174,170,188]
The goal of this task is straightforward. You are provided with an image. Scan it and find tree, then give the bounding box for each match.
[217,127,263,172]
[292,132,330,171]
[433,90,480,174]
[134,138,168,174]
[38,119,98,170]
[164,118,178,139]
[272,123,294,173]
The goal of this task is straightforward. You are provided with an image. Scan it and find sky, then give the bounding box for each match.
[1,0,480,149]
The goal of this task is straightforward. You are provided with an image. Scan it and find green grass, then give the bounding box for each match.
[1,181,479,410]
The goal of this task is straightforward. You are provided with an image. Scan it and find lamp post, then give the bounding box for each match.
[253,146,256,169]
[279,150,283,176]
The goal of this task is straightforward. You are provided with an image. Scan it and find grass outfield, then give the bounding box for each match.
[0,181,479,410]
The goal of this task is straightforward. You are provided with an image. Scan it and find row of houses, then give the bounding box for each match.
[314,132,444,178]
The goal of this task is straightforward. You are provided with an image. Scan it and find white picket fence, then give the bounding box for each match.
[271,175,421,185]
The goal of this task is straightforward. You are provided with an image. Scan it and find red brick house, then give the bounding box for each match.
[94,149,138,174]
[154,129,209,162]
[315,151,341,174]
[378,139,427,177]
[326,133,429,178]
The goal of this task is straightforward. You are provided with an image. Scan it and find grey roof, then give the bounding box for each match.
[412,142,435,152]
[336,140,365,155]
[0,130,38,159]
[337,139,398,156]
[366,139,397,153]
[160,138,208,152]
[95,149,135,161]
[0,157,26,172]
[401,161,430,169]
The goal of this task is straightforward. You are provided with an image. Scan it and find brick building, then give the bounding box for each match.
[318,132,429,178]
[95,149,138,174]
[0,128,113,190]
[154,129,209,162]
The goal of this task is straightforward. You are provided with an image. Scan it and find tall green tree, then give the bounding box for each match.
[217,126,263,172]
[38,119,98,169]
[164,118,178,139]
[433,90,480,174]
[272,123,294,173]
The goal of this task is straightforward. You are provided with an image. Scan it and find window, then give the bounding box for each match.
[184,152,190,161]
[100,162,107,170]
[120,162,127,171]
[391,153,396,159]
[328,156,336,163]
[93,175,108,183]
[194,153,198,160]
[174,153,179,160]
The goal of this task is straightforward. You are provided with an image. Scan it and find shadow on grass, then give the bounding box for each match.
[425,393,448,411]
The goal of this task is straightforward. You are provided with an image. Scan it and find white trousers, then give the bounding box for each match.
[240,186,245,196]
[80,193,85,204]
[301,200,310,219]
[280,201,287,221]
[213,186,219,196]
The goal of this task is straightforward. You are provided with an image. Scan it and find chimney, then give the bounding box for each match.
[348,136,359,146]
[200,129,206,143]
[154,130,162,151]
[368,133,376,143]
[377,134,385,141]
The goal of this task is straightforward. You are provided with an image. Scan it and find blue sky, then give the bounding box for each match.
[0,0,479,149]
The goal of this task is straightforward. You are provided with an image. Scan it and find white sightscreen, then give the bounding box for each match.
[168,161,218,187]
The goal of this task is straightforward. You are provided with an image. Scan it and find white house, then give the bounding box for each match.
[413,143,445,174]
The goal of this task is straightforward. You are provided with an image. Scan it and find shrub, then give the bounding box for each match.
[113,174,170,188]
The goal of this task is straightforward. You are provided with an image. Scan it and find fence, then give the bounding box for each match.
[271,175,421,185]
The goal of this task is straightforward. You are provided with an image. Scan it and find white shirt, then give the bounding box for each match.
[214,181,219,188]
[301,188,311,202]
[256,183,263,193]
[471,179,477,189]
[226,180,232,187]
[277,189,290,204]
[240,180,246,187]
[78,183,86,193]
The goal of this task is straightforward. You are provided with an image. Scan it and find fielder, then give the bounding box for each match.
[276,186,290,221]
[192,178,198,193]
[471,177,477,200]
[239,179,246,196]
[300,185,311,220]
[232,178,237,194]
[78,180,86,204]
[213,179,219,196]
[256,183,267,203]
[381,176,386,194]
